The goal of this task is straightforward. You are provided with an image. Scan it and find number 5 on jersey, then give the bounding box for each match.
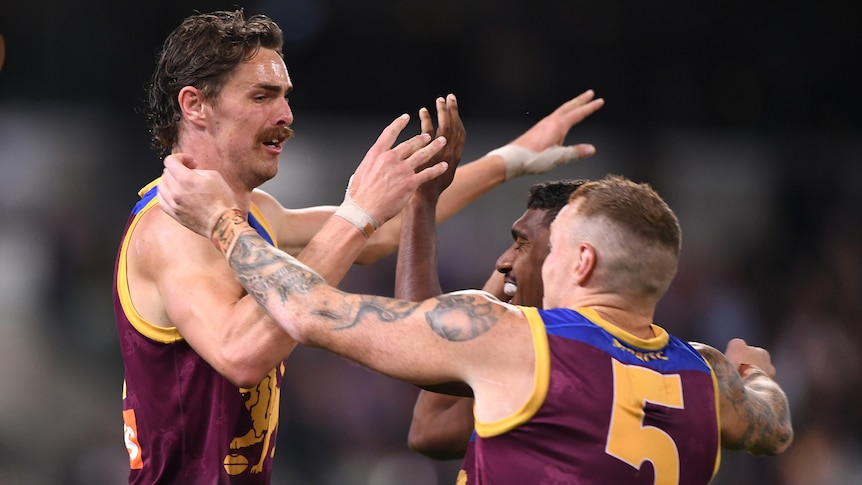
[606,359,684,484]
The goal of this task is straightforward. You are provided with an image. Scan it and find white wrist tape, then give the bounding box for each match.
[334,191,379,238]
[487,144,581,181]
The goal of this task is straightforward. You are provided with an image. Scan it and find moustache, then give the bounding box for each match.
[258,125,294,144]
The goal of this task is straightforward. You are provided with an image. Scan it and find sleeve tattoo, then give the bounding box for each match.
[228,233,503,341]
[699,345,793,454]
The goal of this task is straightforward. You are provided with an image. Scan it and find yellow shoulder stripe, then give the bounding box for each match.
[475,306,550,437]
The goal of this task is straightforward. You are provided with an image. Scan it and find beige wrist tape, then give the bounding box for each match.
[334,191,379,238]
[486,144,536,181]
[487,144,580,181]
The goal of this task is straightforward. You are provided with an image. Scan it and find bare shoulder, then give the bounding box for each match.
[250,189,284,228]
[458,297,535,423]
[125,206,234,326]
[251,188,280,210]
[447,288,505,302]
[131,206,230,281]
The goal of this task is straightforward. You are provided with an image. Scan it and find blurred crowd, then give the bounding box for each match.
[1,112,859,484]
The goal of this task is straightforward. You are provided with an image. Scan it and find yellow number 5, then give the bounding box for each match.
[606,359,683,484]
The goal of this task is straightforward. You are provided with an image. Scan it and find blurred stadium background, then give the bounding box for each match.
[0,0,859,484]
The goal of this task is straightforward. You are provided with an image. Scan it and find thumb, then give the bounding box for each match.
[563,144,596,162]
[164,153,196,172]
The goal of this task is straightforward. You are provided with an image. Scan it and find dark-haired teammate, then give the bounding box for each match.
[406,180,585,461]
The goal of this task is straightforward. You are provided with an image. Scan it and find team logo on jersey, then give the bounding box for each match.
[225,363,283,475]
[456,469,467,485]
[123,408,143,470]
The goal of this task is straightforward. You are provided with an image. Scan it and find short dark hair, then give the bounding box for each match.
[146,10,284,158]
[526,179,587,227]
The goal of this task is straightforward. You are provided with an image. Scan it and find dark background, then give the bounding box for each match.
[3,0,860,129]
[0,1,860,484]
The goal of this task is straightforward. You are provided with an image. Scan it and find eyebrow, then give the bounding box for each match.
[255,83,293,95]
[511,228,528,241]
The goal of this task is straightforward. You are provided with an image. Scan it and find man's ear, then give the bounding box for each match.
[572,242,596,285]
[177,86,207,128]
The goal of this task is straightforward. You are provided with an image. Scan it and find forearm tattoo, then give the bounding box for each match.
[230,233,323,305]
[700,346,793,454]
[332,296,421,330]
[226,231,501,343]
[212,209,248,256]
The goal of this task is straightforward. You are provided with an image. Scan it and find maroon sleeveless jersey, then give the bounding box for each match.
[458,306,720,485]
[113,180,283,484]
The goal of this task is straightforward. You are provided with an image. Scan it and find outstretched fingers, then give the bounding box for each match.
[393,132,434,161]
[368,113,412,158]
[411,94,463,197]
[435,96,449,136]
[414,160,449,186]
[409,136,448,181]
[555,89,597,113]
[442,94,464,149]
[555,89,605,125]
[437,94,465,183]
[419,106,434,137]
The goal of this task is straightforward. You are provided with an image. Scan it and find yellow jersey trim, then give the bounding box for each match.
[475,306,551,437]
[118,178,276,344]
[137,179,159,198]
[703,357,722,478]
[249,203,277,247]
[117,186,183,343]
[576,307,670,350]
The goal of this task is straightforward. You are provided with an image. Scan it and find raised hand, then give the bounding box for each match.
[416,94,465,198]
[491,89,605,180]
[344,114,448,226]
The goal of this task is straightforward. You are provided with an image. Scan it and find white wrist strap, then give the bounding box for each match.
[334,191,379,238]
[487,144,581,181]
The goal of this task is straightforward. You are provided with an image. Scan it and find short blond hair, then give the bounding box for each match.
[566,175,681,299]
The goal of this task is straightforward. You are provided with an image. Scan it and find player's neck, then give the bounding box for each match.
[582,303,656,340]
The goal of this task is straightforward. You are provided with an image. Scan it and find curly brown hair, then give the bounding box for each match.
[146,10,284,158]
